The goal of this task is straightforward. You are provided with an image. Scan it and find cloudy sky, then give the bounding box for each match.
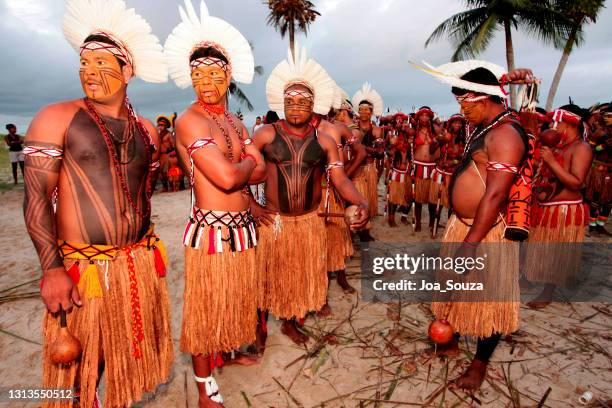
[1,0,611,131]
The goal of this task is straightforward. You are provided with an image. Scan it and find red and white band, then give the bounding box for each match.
[190,57,229,72]
[390,168,409,183]
[23,146,64,159]
[547,109,581,127]
[80,31,133,67]
[284,89,314,101]
[486,161,519,174]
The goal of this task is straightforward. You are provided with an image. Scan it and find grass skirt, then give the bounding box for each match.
[524,201,588,286]
[42,242,172,408]
[352,168,373,230]
[585,163,612,205]
[389,179,411,206]
[363,163,379,216]
[431,215,520,337]
[428,168,452,208]
[319,188,354,271]
[181,239,257,356]
[257,211,327,319]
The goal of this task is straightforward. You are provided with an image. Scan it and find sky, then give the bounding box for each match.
[1,0,611,132]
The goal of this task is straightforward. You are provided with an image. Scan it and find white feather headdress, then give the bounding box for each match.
[266,46,335,115]
[411,60,507,98]
[164,0,254,89]
[352,82,384,116]
[63,0,167,83]
[332,84,351,110]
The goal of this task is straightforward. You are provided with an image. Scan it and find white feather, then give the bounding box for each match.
[412,60,508,98]
[266,45,335,116]
[62,0,167,83]
[352,82,384,116]
[164,0,254,89]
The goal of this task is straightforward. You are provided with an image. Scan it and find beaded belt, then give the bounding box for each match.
[183,208,257,253]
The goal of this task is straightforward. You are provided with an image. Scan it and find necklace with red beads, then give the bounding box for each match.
[197,100,245,160]
[83,97,153,218]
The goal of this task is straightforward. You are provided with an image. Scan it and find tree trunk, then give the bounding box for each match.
[504,18,517,110]
[546,23,580,111]
[289,21,295,59]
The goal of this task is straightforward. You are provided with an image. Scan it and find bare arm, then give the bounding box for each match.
[319,133,369,229]
[541,144,592,191]
[240,123,266,184]
[175,113,256,192]
[464,125,525,244]
[344,128,367,177]
[24,103,81,313]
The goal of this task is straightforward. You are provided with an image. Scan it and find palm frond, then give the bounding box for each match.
[229,82,254,112]
[425,7,488,47]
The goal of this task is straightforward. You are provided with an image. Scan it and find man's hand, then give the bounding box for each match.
[41,267,81,313]
[452,242,478,276]
[251,201,277,226]
[504,68,536,84]
[349,204,370,231]
[539,146,555,165]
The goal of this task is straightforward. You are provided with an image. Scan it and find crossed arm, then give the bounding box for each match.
[175,114,264,191]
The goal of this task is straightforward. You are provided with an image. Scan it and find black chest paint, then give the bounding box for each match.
[264,122,326,213]
[63,109,149,244]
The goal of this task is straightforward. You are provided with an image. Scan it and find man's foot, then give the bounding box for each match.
[400,217,409,225]
[527,300,551,310]
[388,219,398,227]
[452,359,488,392]
[222,351,260,366]
[317,303,332,317]
[596,225,612,236]
[281,320,309,345]
[414,222,422,232]
[336,270,356,294]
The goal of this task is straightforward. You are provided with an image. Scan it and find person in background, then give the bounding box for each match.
[4,124,25,184]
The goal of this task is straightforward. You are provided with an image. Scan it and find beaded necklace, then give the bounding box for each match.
[83,97,153,218]
[197,100,245,160]
[463,111,513,160]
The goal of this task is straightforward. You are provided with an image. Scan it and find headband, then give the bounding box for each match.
[80,30,133,67]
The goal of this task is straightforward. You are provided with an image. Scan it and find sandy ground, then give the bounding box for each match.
[0,182,611,408]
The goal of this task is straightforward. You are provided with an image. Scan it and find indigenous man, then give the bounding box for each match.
[351,83,384,241]
[23,1,173,406]
[412,106,441,232]
[155,114,175,192]
[252,47,369,344]
[164,2,266,406]
[585,103,611,235]
[386,114,413,227]
[429,114,466,233]
[335,99,367,171]
[313,104,363,297]
[525,105,593,309]
[4,124,25,184]
[415,60,534,391]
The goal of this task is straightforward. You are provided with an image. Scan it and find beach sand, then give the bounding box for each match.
[0,183,610,407]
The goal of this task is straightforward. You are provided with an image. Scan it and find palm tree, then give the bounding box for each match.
[545,0,605,110]
[264,0,320,57]
[228,40,265,112]
[425,0,570,108]
[229,65,264,112]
